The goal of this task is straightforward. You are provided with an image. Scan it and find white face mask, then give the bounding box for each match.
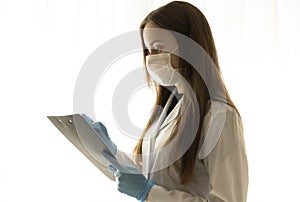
[146,52,182,87]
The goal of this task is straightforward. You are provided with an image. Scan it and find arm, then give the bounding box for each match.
[147,146,248,202]
[147,110,248,202]
[203,110,248,202]
[147,185,208,202]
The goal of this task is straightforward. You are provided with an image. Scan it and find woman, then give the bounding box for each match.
[100,1,248,201]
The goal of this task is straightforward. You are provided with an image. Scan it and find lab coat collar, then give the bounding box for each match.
[158,94,184,131]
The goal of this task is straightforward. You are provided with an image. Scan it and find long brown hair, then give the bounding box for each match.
[134,1,240,184]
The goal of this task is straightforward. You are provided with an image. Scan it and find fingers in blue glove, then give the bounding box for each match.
[102,151,154,201]
[81,115,117,155]
[81,114,94,125]
[81,114,109,137]
[108,165,121,178]
[92,121,109,137]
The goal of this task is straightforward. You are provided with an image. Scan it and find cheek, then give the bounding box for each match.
[170,54,180,69]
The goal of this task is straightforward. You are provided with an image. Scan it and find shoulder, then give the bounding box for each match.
[198,100,245,160]
[205,100,242,131]
[208,100,239,116]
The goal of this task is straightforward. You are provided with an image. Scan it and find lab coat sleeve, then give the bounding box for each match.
[147,185,208,202]
[147,110,248,202]
[203,110,248,202]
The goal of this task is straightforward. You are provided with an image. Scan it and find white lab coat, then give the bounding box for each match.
[116,95,248,202]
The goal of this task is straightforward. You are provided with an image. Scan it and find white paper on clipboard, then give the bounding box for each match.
[47,114,116,181]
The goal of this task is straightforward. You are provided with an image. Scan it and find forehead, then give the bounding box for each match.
[142,22,178,50]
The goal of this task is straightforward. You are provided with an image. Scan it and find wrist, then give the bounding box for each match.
[138,180,155,202]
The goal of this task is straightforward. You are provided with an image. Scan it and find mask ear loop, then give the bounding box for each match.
[170,46,179,54]
[169,46,180,70]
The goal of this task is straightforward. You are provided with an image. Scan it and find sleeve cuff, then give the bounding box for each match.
[139,180,155,202]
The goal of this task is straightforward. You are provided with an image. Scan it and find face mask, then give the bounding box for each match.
[146,52,182,87]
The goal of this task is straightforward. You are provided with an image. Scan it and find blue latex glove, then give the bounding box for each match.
[81,114,117,155]
[102,151,154,202]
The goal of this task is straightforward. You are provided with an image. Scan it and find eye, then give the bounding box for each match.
[147,48,163,55]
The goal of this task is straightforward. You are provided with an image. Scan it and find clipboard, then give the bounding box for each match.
[47,114,115,181]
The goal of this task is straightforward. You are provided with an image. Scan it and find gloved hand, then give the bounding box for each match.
[102,151,154,202]
[81,114,117,155]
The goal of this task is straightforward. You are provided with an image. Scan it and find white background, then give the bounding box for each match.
[0,0,299,201]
